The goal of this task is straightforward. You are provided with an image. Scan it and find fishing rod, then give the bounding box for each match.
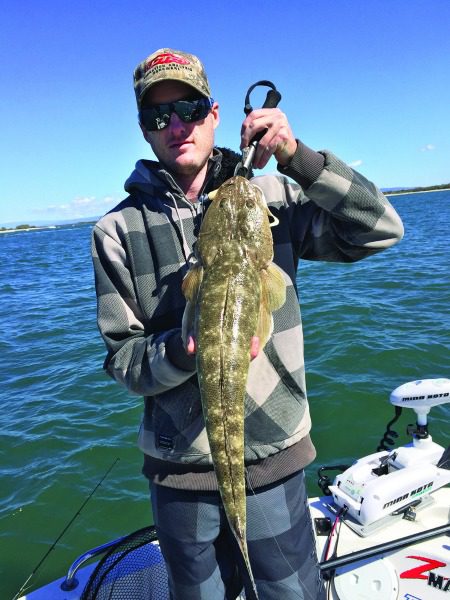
[319,521,450,573]
[234,80,282,178]
[12,457,120,600]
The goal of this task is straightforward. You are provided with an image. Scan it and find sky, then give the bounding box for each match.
[1,0,449,226]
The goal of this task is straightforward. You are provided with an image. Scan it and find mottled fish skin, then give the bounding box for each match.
[182,176,286,597]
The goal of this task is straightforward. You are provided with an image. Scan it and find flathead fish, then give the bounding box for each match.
[182,176,286,598]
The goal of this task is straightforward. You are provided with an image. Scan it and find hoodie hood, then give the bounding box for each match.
[124,147,246,203]
[120,147,245,265]
[124,157,190,201]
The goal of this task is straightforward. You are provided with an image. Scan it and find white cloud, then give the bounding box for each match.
[421,144,436,152]
[35,195,120,220]
[73,196,96,206]
[348,159,363,168]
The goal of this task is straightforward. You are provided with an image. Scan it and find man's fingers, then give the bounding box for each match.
[250,336,260,360]
[186,334,196,355]
[240,108,296,169]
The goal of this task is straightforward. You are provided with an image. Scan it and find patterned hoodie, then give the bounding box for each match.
[91,144,404,490]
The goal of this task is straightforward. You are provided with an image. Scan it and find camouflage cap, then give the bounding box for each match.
[133,48,212,108]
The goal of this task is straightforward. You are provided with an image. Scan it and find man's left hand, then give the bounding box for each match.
[240,108,297,169]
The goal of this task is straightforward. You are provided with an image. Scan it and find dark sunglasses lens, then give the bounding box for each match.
[140,107,171,131]
[140,98,212,131]
[175,99,210,123]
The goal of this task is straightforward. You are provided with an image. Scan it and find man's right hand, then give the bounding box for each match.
[186,334,196,355]
[166,330,197,371]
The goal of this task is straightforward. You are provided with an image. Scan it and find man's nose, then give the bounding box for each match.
[168,112,189,135]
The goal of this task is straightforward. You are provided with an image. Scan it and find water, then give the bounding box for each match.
[1,192,449,597]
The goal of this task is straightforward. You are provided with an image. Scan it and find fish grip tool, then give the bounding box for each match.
[234,80,282,178]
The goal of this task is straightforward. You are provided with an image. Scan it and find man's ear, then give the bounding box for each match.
[211,101,220,130]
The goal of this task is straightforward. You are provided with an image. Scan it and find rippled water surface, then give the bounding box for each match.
[1,191,449,597]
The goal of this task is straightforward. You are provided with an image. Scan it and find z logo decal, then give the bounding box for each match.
[400,556,446,580]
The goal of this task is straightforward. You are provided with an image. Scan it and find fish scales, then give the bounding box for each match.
[182,176,286,598]
[197,251,260,536]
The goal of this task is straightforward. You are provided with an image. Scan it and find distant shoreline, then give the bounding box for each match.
[0,222,95,235]
[0,226,51,235]
[2,186,449,233]
[384,186,450,196]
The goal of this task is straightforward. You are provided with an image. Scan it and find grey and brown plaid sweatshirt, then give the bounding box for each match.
[92,144,404,490]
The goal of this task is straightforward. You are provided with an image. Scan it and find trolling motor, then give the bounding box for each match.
[328,379,450,529]
[390,378,450,440]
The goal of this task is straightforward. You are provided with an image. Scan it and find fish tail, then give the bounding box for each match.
[237,536,259,600]
[226,521,259,600]
[242,555,259,600]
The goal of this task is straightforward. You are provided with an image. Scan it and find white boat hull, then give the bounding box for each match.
[20,487,449,600]
[311,487,450,599]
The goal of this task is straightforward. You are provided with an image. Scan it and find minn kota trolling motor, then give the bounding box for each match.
[325,378,450,532]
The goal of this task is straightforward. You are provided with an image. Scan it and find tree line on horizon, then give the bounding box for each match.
[0,224,38,232]
[385,182,450,195]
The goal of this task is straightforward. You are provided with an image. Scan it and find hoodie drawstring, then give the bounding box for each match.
[168,193,206,266]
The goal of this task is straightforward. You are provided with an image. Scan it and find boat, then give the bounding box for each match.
[17,378,450,600]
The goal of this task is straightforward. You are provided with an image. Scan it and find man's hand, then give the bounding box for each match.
[185,334,196,355]
[166,330,197,371]
[240,108,297,169]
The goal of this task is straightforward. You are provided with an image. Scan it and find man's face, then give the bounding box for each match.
[140,81,219,179]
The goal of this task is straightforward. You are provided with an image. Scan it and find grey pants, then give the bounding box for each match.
[150,470,325,600]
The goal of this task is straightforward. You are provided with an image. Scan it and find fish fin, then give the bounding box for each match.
[255,304,273,350]
[255,265,286,349]
[262,264,286,312]
[231,521,260,600]
[238,544,260,600]
[181,264,203,302]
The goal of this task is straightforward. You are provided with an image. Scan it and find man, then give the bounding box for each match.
[92,48,404,599]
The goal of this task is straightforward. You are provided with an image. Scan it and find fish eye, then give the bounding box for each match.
[244,194,256,208]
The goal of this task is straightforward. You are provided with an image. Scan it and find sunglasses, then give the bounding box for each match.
[139,97,214,131]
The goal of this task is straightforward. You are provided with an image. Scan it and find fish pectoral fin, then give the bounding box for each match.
[255,304,273,350]
[255,265,286,349]
[181,264,203,301]
[262,264,286,311]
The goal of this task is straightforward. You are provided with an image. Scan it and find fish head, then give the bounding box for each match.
[201,176,272,243]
